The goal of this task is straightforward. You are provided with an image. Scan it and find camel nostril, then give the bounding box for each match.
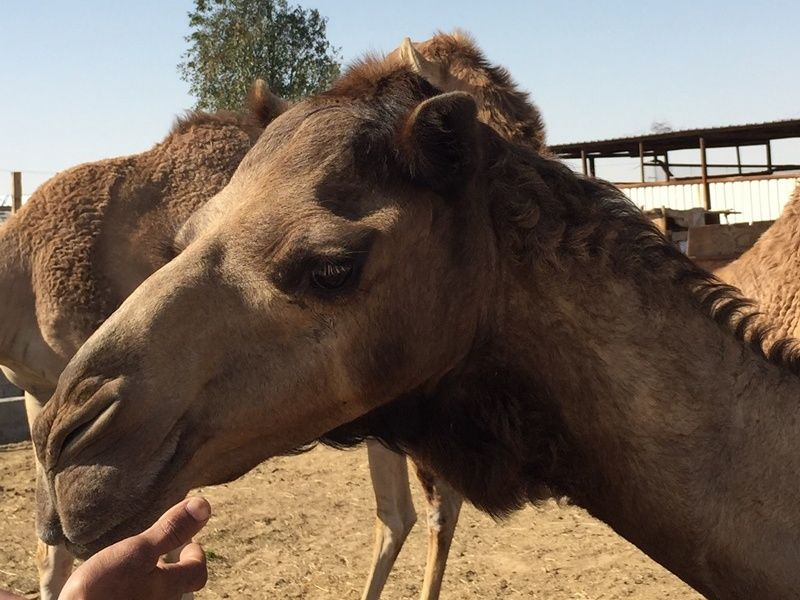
[46,379,123,473]
[51,399,121,471]
[60,418,94,455]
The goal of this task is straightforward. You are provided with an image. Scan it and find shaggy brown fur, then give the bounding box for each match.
[716,183,800,345]
[0,102,274,366]
[413,31,546,148]
[322,57,800,496]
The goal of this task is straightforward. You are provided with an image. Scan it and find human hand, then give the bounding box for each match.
[58,497,211,600]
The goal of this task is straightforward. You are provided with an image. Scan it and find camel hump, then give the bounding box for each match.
[0,212,32,355]
[247,79,289,129]
[0,212,25,284]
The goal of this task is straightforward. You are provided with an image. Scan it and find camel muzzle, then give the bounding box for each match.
[36,504,65,546]
[38,377,122,475]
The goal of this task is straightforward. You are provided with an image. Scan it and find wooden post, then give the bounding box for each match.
[664,152,670,181]
[766,141,773,174]
[580,149,588,176]
[588,156,596,178]
[11,172,22,214]
[735,146,742,175]
[639,142,645,182]
[699,137,710,211]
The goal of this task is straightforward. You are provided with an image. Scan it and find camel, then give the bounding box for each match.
[0,33,546,600]
[0,84,281,599]
[28,52,800,599]
[715,183,800,345]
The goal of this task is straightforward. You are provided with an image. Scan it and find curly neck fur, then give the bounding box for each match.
[326,139,800,599]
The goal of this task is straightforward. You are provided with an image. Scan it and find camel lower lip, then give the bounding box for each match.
[64,539,95,560]
[57,425,188,556]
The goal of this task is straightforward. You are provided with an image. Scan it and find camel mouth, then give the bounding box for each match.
[63,538,98,560]
[37,512,65,547]
[57,421,190,556]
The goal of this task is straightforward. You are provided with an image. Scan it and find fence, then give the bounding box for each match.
[0,172,24,224]
[620,173,800,224]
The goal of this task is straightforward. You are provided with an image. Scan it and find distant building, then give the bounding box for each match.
[551,119,800,224]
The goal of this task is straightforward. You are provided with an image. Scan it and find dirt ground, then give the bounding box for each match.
[0,442,702,599]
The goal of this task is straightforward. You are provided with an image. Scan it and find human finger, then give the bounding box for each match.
[139,497,211,558]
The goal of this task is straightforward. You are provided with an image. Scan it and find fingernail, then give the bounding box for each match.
[186,497,211,522]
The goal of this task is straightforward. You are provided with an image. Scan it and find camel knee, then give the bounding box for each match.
[376,505,417,547]
[426,496,461,535]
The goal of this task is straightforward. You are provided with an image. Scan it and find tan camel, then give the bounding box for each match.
[715,183,800,345]
[1,33,545,600]
[30,54,800,599]
[0,84,280,600]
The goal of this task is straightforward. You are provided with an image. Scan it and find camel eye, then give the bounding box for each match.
[310,260,355,291]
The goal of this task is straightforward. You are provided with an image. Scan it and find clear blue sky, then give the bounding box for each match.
[2,0,799,193]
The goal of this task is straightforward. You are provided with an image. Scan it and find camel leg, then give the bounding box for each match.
[361,439,417,600]
[25,391,74,600]
[414,462,463,600]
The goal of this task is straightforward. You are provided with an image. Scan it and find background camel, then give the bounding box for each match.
[32,52,800,599]
[363,31,548,599]
[715,183,800,344]
[0,84,280,600]
[0,32,546,600]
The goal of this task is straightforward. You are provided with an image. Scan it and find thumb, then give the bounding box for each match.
[157,542,208,596]
[139,497,211,558]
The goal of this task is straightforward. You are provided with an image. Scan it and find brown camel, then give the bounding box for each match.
[30,54,800,599]
[0,83,281,600]
[1,33,545,600]
[715,183,800,345]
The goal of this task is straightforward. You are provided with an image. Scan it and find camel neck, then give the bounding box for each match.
[0,224,27,358]
[500,261,800,598]
[0,222,60,392]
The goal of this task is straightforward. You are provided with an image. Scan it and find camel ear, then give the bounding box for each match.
[399,91,479,195]
[398,37,445,88]
[247,79,288,128]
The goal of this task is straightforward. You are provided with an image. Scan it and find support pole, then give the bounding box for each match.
[580,149,588,176]
[766,141,773,174]
[11,172,22,214]
[735,146,742,175]
[588,156,596,178]
[699,137,710,211]
[639,142,645,182]
[664,152,671,181]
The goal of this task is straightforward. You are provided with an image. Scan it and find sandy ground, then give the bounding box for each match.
[0,442,702,599]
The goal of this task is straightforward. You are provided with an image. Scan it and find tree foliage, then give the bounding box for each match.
[179,0,341,110]
[650,120,673,134]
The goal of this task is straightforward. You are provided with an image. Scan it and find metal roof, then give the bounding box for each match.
[551,119,800,159]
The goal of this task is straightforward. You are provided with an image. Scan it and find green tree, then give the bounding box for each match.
[179,0,341,110]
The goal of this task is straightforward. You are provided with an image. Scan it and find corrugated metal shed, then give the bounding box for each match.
[551,119,800,158]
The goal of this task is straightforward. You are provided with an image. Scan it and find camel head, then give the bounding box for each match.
[32,60,503,558]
